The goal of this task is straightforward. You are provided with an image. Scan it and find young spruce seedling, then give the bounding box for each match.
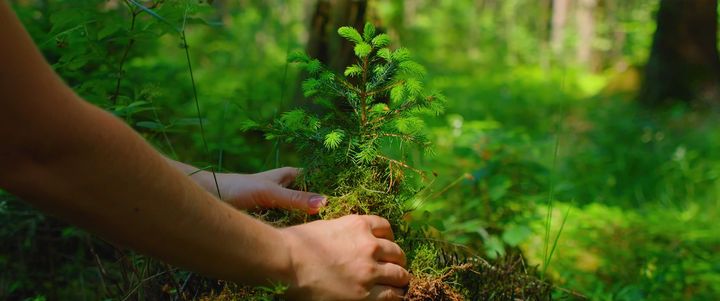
[239,22,551,301]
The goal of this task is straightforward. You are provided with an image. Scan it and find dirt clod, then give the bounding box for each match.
[406,276,464,301]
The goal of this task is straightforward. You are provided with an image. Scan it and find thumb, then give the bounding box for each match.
[263,185,327,214]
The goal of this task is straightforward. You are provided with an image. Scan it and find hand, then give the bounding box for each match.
[217,167,327,214]
[281,215,410,301]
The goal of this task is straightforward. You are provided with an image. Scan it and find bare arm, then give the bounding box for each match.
[0,2,289,285]
[0,2,408,300]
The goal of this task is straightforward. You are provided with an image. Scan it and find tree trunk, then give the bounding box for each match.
[640,0,720,106]
[295,0,367,109]
[575,0,596,68]
[306,0,367,74]
[550,0,570,56]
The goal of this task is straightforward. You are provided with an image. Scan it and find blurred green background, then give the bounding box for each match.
[2,0,719,300]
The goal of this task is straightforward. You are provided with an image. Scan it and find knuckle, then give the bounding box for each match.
[347,214,370,228]
[280,166,297,176]
[289,191,304,204]
[362,239,381,256]
[357,263,377,283]
[399,268,411,284]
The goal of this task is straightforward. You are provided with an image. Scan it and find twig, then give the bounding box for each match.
[110,7,138,105]
[376,154,425,176]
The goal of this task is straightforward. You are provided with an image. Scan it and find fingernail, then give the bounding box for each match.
[309,196,327,209]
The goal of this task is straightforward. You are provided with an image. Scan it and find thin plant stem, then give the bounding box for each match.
[180,31,222,199]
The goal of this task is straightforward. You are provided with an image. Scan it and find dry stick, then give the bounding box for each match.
[424,173,470,203]
[87,238,125,296]
[121,270,172,301]
[439,263,474,281]
[162,262,186,301]
[376,154,425,177]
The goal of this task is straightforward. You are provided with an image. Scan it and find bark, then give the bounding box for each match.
[296,0,367,109]
[575,0,597,67]
[640,0,720,106]
[306,0,367,74]
[550,0,570,56]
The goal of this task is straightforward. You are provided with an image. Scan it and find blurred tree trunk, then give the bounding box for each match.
[576,0,596,69]
[640,0,720,106]
[295,0,367,109]
[550,0,570,56]
[538,0,552,69]
[307,0,367,74]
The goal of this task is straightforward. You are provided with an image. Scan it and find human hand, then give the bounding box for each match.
[280,215,410,301]
[217,167,327,214]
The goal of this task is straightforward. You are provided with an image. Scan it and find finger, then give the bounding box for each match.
[374,239,406,267]
[374,263,411,288]
[366,285,405,301]
[264,185,327,214]
[361,215,394,241]
[255,167,299,187]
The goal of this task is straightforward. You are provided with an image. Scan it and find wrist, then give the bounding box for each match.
[268,227,298,288]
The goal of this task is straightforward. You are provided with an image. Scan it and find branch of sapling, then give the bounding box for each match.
[376,154,426,177]
[367,80,405,97]
[360,55,370,125]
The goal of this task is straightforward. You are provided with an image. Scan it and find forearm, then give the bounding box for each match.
[0,2,290,286]
[8,105,289,284]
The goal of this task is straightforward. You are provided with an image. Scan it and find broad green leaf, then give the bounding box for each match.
[484,235,506,259]
[502,225,532,246]
[488,176,511,201]
[136,121,163,130]
[97,22,123,40]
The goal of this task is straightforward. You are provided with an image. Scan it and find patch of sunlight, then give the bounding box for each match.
[576,72,607,97]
